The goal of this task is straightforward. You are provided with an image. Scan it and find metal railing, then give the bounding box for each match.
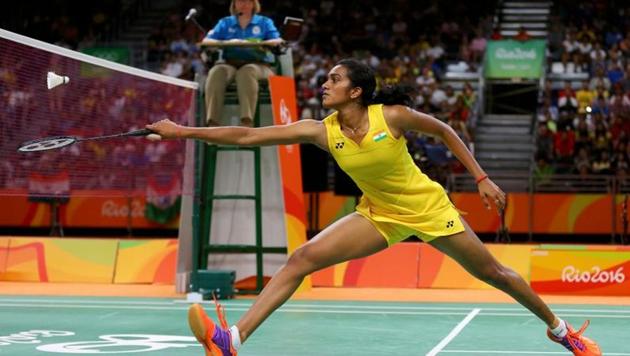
[448,173,622,193]
[448,172,630,243]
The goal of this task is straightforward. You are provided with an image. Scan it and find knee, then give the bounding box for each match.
[235,65,258,81]
[475,263,511,287]
[207,64,230,80]
[284,245,319,277]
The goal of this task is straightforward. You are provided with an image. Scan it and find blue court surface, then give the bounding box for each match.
[1,296,628,355]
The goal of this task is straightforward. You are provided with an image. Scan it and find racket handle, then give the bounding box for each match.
[126,128,153,136]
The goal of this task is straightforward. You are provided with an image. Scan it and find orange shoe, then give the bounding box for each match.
[547,320,602,356]
[188,300,237,356]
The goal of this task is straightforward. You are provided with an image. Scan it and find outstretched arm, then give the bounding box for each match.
[146,119,328,149]
[384,105,506,211]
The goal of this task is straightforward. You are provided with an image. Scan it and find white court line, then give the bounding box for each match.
[215,303,630,314]
[480,312,630,319]
[0,301,630,319]
[0,303,475,315]
[426,308,481,356]
[2,298,629,314]
[443,351,630,355]
[0,298,176,305]
[187,300,630,312]
[0,300,629,318]
[0,303,188,310]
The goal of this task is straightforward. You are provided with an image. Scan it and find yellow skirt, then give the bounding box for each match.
[355,196,465,246]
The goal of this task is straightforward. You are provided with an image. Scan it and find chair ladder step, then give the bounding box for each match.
[206,245,287,254]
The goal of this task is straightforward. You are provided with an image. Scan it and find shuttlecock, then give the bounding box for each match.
[146,133,162,141]
[47,72,69,90]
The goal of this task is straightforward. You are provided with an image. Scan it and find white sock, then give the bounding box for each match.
[230,325,241,350]
[550,319,568,338]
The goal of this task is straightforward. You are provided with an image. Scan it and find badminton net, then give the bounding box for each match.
[0,29,197,199]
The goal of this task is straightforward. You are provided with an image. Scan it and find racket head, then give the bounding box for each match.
[17,136,77,152]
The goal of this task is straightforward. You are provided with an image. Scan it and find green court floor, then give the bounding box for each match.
[0,296,628,355]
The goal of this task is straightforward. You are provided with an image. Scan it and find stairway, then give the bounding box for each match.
[499,1,552,39]
[466,0,552,191]
[106,0,175,69]
[474,114,534,191]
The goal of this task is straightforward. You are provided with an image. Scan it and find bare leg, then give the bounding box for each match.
[429,218,558,327]
[236,213,388,342]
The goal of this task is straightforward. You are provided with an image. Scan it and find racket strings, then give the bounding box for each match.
[18,137,77,152]
[17,129,153,152]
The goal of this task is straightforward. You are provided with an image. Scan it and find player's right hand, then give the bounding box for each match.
[146,119,182,139]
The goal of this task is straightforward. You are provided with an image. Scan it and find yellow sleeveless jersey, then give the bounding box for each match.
[323,104,465,245]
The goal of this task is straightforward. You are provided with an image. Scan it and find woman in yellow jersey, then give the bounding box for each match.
[147,59,601,356]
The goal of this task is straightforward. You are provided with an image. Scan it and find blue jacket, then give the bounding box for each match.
[206,14,280,63]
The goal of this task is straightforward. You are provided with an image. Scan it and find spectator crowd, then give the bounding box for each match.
[535,0,630,183]
[146,0,493,184]
[2,0,495,189]
[7,0,630,192]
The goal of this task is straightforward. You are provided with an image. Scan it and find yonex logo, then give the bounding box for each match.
[335,142,344,149]
[446,220,454,228]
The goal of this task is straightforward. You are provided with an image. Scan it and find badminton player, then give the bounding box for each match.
[147,58,601,356]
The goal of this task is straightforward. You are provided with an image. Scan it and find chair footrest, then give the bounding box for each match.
[215,146,258,151]
[210,195,257,200]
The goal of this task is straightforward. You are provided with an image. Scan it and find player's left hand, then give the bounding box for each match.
[478,177,506,213]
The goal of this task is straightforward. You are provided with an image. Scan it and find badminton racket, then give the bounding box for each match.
[17,128,160,153]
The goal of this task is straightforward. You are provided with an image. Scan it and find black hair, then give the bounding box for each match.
[372,84,414,107]
[336,59,376,106]
[336,58,412,107]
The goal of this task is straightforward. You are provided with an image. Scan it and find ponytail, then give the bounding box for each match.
[371,85,413,107]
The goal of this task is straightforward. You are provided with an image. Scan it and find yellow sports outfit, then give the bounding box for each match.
[323,104,465,245]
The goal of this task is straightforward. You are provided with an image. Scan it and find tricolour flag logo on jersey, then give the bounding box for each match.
[373,130,387,142]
